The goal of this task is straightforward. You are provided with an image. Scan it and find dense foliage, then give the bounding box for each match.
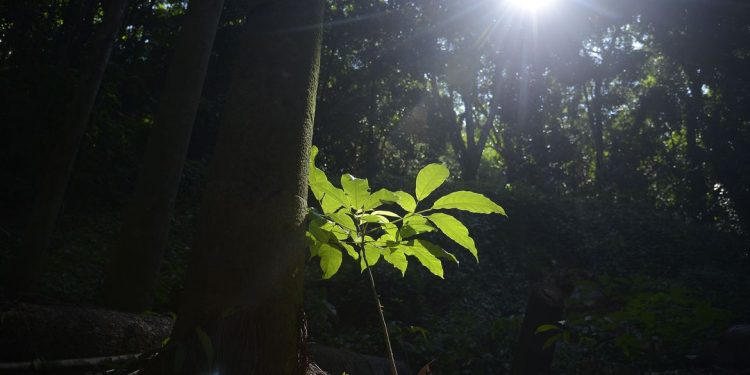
[1,0,749,373]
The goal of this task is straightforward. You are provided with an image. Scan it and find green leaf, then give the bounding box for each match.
[543,333,561,350]
[318,243,343,279]
[338,242,359,259]
[308,147,347,213]
[371,210,401,218]
[310,145,319,164]
[308,218,333,243]
[364,189,399,210]
[427,213,478,260]
[415,163,450,201]
[307,146,346,213]
[403,243,444,278]
[535,324,561,334]
[195,326,214,365]
[383,248,408,276]
[307,237,321,258]
[305,230,316,246]
[320,194,345,214]
[379,222,399,239]
[399,215,436,239]
[353,234,374,244]
[360,244,382,271]
[341,174,370,209]
[395,191,417,212]
[431,191,506,215]
[330,225,350,241]
[309,172,347,213]
[358,214,390,224]
[413,239,458,264]
[328,211,356,232]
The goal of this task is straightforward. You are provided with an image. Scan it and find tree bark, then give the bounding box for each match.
[101,0,225,313]
[3,0,131,298]
[146,1,323,373]
[511,274,574,375]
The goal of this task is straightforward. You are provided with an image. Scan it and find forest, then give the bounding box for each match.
[0,0,749,374]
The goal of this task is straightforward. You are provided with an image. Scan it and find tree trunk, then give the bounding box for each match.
[591,78,605,183]
[3,0,131,298]
[146,1,323,374]
[101,0,225,313]
[511,274,574,375]
[461,152,480,182]
[684,77,707,219]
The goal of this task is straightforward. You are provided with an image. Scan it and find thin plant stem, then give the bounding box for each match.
[358,241,399,375]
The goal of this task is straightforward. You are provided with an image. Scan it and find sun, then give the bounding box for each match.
[507,0,557,12]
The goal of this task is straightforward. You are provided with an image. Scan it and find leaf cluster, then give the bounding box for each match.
[306,146,505,279]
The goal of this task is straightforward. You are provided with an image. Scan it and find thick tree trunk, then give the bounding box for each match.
[3,0,131,298]
[146,2,323,374]
[101,0,225,313]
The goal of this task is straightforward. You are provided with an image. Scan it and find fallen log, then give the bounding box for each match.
[0,302,172,361]
[0,353,145,371]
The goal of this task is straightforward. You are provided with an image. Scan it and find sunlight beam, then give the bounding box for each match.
[507,0,557,12]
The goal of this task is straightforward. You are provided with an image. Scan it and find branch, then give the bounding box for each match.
[476,68,502,155]
[430,76,465,158]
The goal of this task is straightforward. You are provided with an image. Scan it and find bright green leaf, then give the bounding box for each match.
[371,210,401,218]
[330,225,350,241]
[318,243,343,279]
[403,243,444,278]
[427,213,478,260]
[431,191,506,215]
[360,244,382,271]
[308,218,333,243]
[395,191,417,212]
[305,231,316,247]
[328,211,356,232]
[308,147,347,213]
[309,172,347,213]
[379,222,399,239]
[399,215,436,239]
[415,163,449,201]
[339,242,359,259]
[364,189,399,210]
[341,174,370,209]
[320,194,344,214]
[383,248,408,276]
[358,214,389,224]
[413,239,458,264]
[310,145,319,165]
